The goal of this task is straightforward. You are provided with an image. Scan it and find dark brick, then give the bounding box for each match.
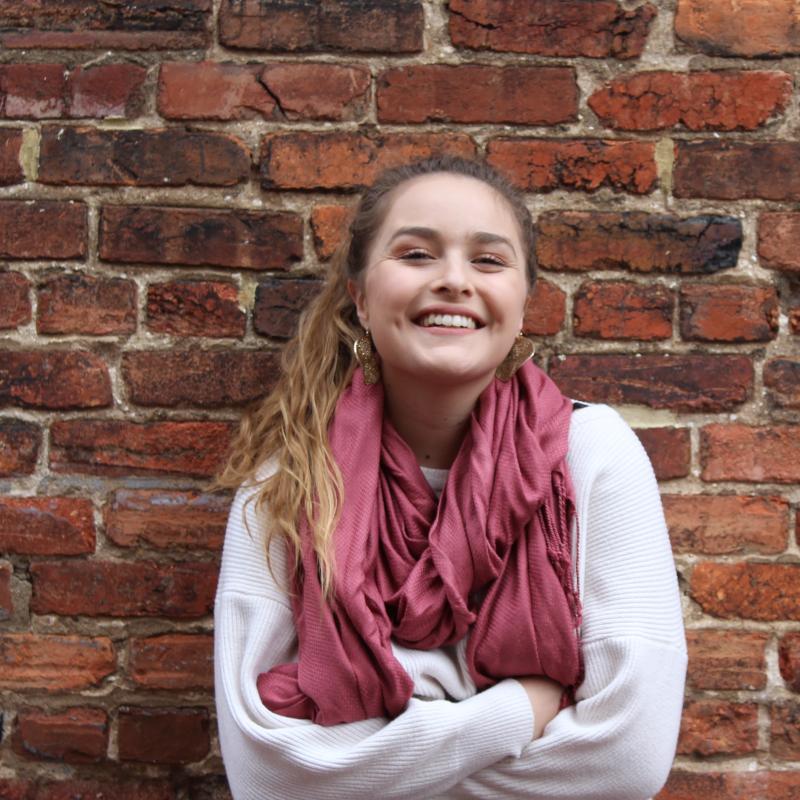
[771,703,800,760]
[13,707,107,763]
[764,359,800,409]
[254,278,324,339]
[659,771,800,800]
[634,427,690,480]
[0,419,40,477]
[686,629,768,690]
[759,212,800,274]
[0,128,23,184]
[0,201,87,259]
[0,560,11,620]
[146,280,245,337]
[780,633,800,692]
[129,633,214,689]
[0,272,30,328]
[0,496,95,556]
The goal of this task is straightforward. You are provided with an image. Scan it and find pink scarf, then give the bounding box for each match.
[257,361,583,725]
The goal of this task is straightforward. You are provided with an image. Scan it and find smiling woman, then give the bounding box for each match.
[212,156,686,800]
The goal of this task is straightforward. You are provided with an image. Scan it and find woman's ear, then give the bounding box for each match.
[347,279,369,329]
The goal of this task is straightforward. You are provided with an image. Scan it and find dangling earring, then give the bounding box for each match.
[496,333,535,381]
[353,328,380,385]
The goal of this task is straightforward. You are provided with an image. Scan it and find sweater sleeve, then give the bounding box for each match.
[214,478,535,800]
[445,406,687,800]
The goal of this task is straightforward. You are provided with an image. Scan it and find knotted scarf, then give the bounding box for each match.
[257,360,583,725]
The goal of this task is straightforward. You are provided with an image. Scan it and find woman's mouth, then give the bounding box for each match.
[416,313,481,329]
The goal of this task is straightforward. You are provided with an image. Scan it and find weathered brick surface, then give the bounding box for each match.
[39,127,250,187]
[691,563,800,621]
[104,489,229,551]
[771,703,800,760]
[0,496,95,555]
[675,141,800,200]
[261,131,476,191]
[0,350,112,409]
[129,633,214,689]
[680,284,778,342]
[50,419,234,477]
[12,779,175,800]
[0,560,11,619]
[589,71,791,131]
[100,206,302,269]
[0,201,87,259]
[487,139,657,194]
[675,0,800,57]
[377,66,577,125]
[31,560,217,618]
[764,358,800,409]
[701,424,800,483]
[678,700,759,756]
[13,707,107,762]
[0,271,31,328]
[759,212,800,273]
[0,0,211,50]
[0,419,40,476]
[780,633,800,692]
[522,280,566,337]
[573,280,673,340]
[0,63,146,118]
[658,770,800,800]
[254,278,324,339]
[536,212,741,273]
[118,707,210,764]
[549,354,752,412]
[664,494,788,555]
[0,128,23,184]
[686,629,768,690]
[449,0,656,59]
[146,280,245,337]
[0,634,115,690]
[311,204,351,260]
[633,428,691,480]
[218,0,423,53]
[37,273,136,335]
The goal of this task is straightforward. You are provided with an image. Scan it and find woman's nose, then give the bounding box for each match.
[433,253,473,295]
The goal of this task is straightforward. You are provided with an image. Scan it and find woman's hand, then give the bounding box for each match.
[518,676,565,740]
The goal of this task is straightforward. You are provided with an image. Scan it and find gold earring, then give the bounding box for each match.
[496,334,535,381]
[353,328,380,385]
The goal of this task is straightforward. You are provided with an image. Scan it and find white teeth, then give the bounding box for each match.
[418,313,477,329]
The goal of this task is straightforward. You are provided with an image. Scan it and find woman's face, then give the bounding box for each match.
[349,173,529,393]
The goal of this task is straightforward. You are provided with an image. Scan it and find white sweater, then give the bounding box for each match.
[214,403,687,800]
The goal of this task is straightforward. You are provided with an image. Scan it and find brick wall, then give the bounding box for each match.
[0,0,798,797]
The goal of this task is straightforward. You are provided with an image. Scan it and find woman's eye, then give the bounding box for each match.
[399,249,432,261]
[474,255,506,267]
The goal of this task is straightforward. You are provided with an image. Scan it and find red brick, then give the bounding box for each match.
[536,211,741,274]
[678,699,758,756]
[146,280,244,338]
[37,273,136,335]
[219,0,423,53]
[0,350,111,410]
[254,278,324,339]
[792,304,800,335]
[589,71,791,131]
[129,633,214,689]
[0,560,11,620]
[0,496,95,556]
[759,212,800,274]
[686,629,768,690]
[378,65,577,125]
[675,0,800,57]
[100,205,302,270]
[522,279,566,336]
[0,63,146,119]
[573,280,673,340]
[0,633,115,690]
[311,204,351,260]
[159,61,370,122]
[764,359,800,409]
[13,707,107,763]
[633,428,690,480]
[549,354,751,412]
[449,0,656,59]
[771,703,800,760]
[664,494,788,555]
[658,771,800,800]
[780,633,800,692]
[0,128,23,184]
[680,283,778,342]
[31,560,217,618]
[0,419,40,476]
[118,707,209,764]
[0,0,211,50]
[261,131,476,191]
[0,780,28,800]
[122,350,279,407]
[50,419,234,478]
[675,140,800,200]
[105,489,229,551]
[691,562,800,621]
[0,200,87,259]
[701,424,800,483]
[487,139,657,194]
[0,271,30,328]
[39,126,250,187]
[30,780,175,800]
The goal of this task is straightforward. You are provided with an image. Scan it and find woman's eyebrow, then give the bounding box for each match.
[387,226,517,256]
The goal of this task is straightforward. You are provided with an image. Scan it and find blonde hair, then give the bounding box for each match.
[213,156,537,595]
